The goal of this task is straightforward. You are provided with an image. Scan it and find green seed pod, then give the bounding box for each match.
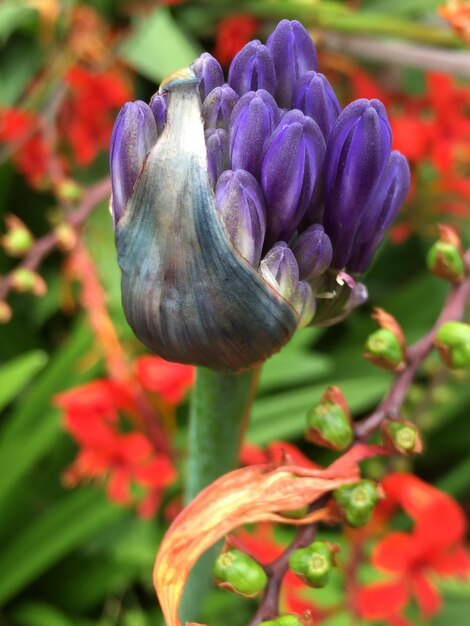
[435,321,470,369]
[381,418,422,455]
[260,616,302,626]
[213,548,268,597]
[333,480,379,528]
[305,386,353,450]
[288,541,335,588]
[427,225,465,283]
[364,328,405,372]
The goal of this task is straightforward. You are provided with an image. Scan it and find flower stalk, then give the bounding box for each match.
[180,366,259,622]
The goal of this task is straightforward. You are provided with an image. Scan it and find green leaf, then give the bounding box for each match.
[0,488,128,607]
[119,7,202,82]
[249,375,388,444]
[0,350,48,411]
[11,602,76,626]
[0,2,35,45]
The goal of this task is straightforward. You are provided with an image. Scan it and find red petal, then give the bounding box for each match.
[429,545,470,577]
[412,573,441,618]
[357,581,408,619]
[372,532,418,573]
[136,356,195,406]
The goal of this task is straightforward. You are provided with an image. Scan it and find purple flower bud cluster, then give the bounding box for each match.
[110,19,410,328]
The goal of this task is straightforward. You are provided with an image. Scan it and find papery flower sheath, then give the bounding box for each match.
[111,20,410,371]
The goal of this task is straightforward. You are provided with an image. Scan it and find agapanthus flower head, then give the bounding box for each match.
[111,20,410,371]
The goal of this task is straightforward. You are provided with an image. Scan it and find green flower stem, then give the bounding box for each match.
[179,366,260,623]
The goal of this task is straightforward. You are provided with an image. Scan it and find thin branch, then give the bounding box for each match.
[0,176,111,303]
[248,251,470,624]
[355,249,470,440]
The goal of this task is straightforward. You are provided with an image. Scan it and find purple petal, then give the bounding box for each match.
[293,71,340,139]
[202,83,239,130]
[230,89,280,179]
[291,224,333,280]
[110,100,157,225]
[266,19,318,108]
[215,169,267,265]
[228,40,276,96]
[205,128,230,189]
[193,52,224,101]
[348,151,411,272]
[149,94,167,135]
[261,110,326,246]
[323,98,392,268]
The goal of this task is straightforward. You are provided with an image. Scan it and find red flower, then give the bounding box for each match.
[136,355,194,406]
[358,473,470,624]
[241,440,320,468]
[60,66,131,165]
[56,377,176,518]
[0,107,51,186]
[213,14,259,67]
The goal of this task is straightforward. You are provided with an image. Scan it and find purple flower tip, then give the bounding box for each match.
[261,109,326,246]
[230,89,280,179]
[291,224,333,280]
[228,40,276,97]
[202,83,239,130]
[266,19,318,108]
[110,100,157,225]
[149,94,167,135]
[205,128,230,189]
[293,71,341,140]
[193,52,224,101]
[215,169,267,266]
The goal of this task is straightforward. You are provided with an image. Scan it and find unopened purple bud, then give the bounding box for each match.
[294,72,340,139]
[228,40,276,97]
[110,100,157,225]
[205,128,230,189]
[149,94,167,135]
[202,84,239,130]
[261,110,326,246]
[193,52,224,101]
[348,151,411,272]
[215,169,267,266]
[291,224,333,280]
[230,90,280,179]
[324,99,392,268]
[259,242,299,300]
[259,242,314,325]
[266,19,318,108]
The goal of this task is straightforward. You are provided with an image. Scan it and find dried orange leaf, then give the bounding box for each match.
[153,444,384,626]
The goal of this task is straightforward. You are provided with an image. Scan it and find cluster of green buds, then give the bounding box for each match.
[381,418,422,455]
[333,480,380,527]
[305,386,353,450]
[435,321,470,369]
[288,540,338,588]
[427,225,465,283]
[363,307,406,372]
[213,548,268,597]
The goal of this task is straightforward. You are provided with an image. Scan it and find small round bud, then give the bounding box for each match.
[0,301,12,323]
[333,480,379,528]
[260,616,302,626]
[435,321,470,369]
[213,549,268,597]
[305,386,353,451]
[11,268,47,296]
[381,418,422,455]
[427,225,465,283]
[1,215,33,257]
[55,223,77,252]
[55,179,83,203]
[288,541,335,588]
[364,328,405,372]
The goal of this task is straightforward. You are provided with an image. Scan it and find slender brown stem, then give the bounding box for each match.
[0,177,110,302]
[355,249,470,440]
